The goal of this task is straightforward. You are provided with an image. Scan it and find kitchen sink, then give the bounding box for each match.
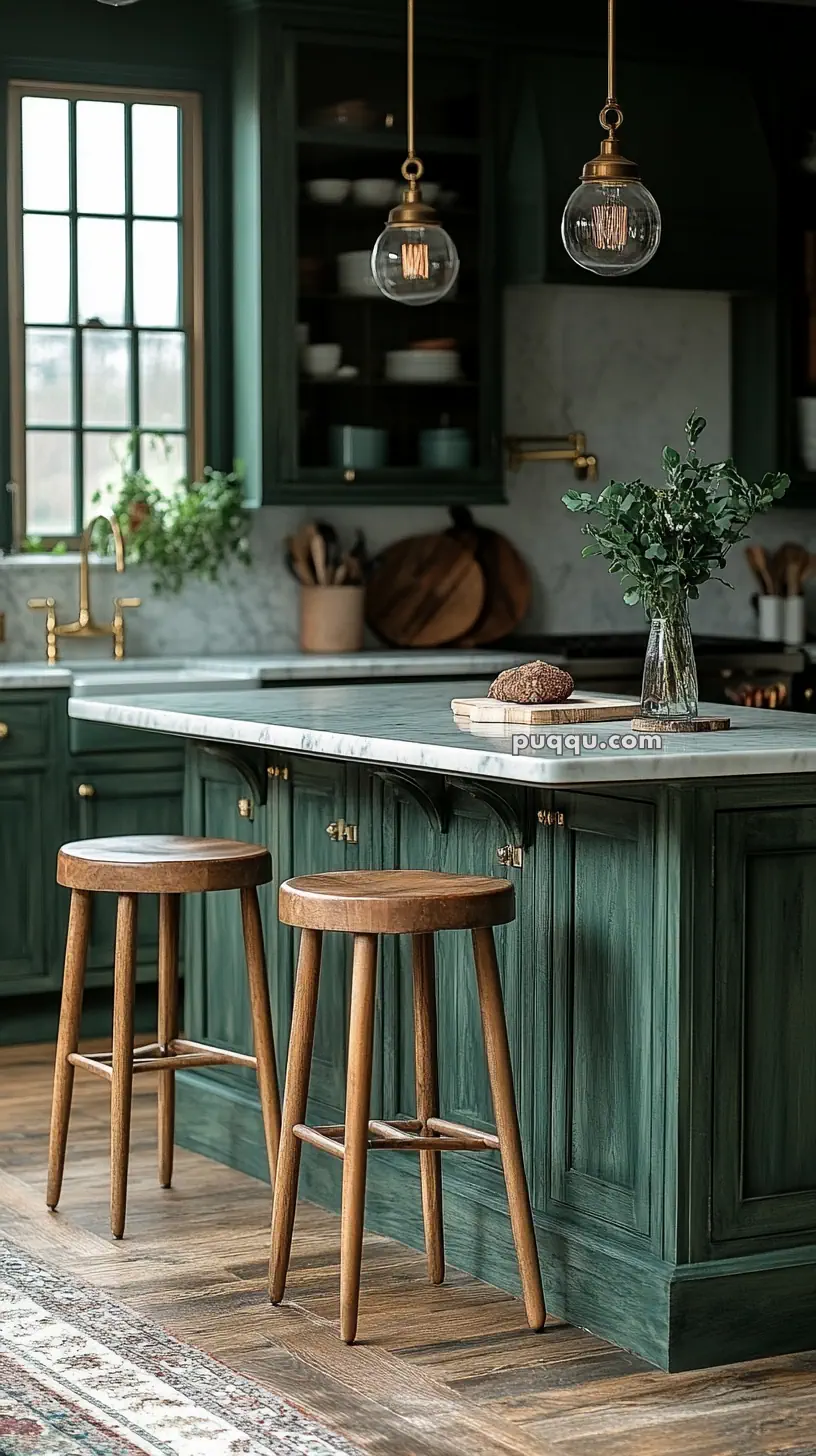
[69,657,261,697]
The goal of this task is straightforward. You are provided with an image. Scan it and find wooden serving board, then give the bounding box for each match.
[366,533,485,648]
[447,508,532,645]
[451,693,640,725]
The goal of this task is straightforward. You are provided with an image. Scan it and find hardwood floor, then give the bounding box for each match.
[2,1040,816,1456]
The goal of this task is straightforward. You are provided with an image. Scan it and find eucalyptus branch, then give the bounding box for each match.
[562,412,789,614]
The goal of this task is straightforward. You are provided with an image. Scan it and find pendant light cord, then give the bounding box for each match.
[407,0,416,160]
[607,0,616,103]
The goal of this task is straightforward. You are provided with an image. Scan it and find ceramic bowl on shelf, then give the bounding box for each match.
[330,425,388,470]
[303,343,342,378]
[385,348,461,383]
[307,178,351,204]
[351,178,394,208]
[337,250,380,297]
[419,426,473,469]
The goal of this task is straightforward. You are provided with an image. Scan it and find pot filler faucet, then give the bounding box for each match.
[27,515,141,665]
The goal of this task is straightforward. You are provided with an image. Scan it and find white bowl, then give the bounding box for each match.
[385,348,461,383]
[303,343,342,378]
[338,250,380,297]
[351,178,394,208]
[307,178,351,205]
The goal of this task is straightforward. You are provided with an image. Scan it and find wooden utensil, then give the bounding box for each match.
[745,545,774,595]
[771,542,810,596]
[447,508,532,645]
[310,531,329,586]
[285,536,315,586]
[366,533,485,647]
[452,693,638,725]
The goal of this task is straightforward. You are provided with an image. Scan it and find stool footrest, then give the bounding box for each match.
[291,1116,497,1160]
[67,1038,259,1080]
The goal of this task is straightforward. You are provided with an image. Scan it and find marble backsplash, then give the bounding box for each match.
[1,282,809,661]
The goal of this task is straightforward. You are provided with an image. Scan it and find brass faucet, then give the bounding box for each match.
[505,432,599,481]
[27,515,141,665]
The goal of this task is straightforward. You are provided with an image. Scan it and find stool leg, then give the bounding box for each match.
[157,893,180,1190]
[111,894,138,1240]
[411,932,444,1285]
[47,888,92,1211]
[340,932,378,1345]
[270,928,323,1304]
[471,927,546,1332]
[240,886,281,1182]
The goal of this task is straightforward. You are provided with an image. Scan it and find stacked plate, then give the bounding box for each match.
[385,349,461,383]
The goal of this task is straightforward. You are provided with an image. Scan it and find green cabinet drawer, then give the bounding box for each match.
[0,700,51,763]
[69,717,178,755]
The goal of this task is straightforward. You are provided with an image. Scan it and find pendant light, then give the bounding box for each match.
[371,0,459,305]
[562,0,661,277]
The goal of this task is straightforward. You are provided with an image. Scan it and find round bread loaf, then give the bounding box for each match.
[487,661,574,705]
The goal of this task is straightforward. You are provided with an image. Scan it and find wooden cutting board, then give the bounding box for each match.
[451,693,640,725]
[366,533,485,647]
[447,508,532,645]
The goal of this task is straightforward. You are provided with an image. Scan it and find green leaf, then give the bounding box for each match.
[623,588,641,606]
[662,446,680,472]
[581,543,601,557]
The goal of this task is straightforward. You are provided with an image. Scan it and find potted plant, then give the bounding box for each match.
[563,413,790,721]
[92,436,250,594]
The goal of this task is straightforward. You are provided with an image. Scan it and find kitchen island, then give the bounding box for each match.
[69,682,816,1371]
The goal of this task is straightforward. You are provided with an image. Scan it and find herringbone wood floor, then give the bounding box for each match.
[2,1040,816,1456]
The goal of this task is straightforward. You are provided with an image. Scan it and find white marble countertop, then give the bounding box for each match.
[67,680,816,785]
[0,649,533,694]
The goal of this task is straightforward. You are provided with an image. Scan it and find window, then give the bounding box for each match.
[7,81,204,544]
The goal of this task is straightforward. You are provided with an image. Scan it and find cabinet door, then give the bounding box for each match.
[70,766,183,986]
[712,806,816,1245]
[275,757,361,1125]
[380,775,527,1208]
[0,771,50,993]
[548,792,656,1241]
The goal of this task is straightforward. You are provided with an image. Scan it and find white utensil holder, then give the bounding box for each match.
[757,595,783,641]
[783,595,806,646]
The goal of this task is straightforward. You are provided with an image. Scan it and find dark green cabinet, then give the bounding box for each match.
[712,803,816,1248]
[0,770,52,993]
[232,9,503,507]
[68,763,184,987]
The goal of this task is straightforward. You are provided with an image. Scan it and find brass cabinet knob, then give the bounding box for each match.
[267,764,289,780]
[0,723,8,741]
[77,783,96,799]
[237,797,254,820]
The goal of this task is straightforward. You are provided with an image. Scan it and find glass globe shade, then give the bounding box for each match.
[561,179,661,277]
[371,223,459,305]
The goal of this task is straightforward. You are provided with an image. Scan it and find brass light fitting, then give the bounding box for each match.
[505,433,599,482]
[561,0,661,276]
[370,0,459,304]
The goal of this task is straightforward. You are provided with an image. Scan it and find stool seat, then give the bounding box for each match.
[58,835,272,894]
[279,870,514,934]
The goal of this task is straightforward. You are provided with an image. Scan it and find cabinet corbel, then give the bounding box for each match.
[371,766,450,835]
[199,742,268,805]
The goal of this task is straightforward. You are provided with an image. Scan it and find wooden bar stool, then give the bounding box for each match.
[270,869,545,1344]
[48,834,281,1240]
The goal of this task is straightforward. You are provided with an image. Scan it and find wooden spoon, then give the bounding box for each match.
[745,544,774,595]
[773,542,810,596]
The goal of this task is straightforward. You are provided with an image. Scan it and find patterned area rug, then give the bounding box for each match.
[0,1239,360,1454]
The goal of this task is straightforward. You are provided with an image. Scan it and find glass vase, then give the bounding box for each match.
[641,598,699,720]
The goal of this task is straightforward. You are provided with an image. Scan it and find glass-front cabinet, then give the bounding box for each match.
[232,12,502,505]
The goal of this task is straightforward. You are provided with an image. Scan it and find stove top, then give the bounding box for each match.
[498,634,804,660]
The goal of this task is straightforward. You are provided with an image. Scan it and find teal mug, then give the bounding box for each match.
[330,426,388,471]
[419,427,473,470]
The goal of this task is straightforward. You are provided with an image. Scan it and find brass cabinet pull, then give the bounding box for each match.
[238,797,254,820]
[77,783,96,799]
[497,844,523,868]
[537,809,566,828]
[0,723,8,741]
[327,819,358,845]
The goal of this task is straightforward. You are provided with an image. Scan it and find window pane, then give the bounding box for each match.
[132,105,179,217]
[27,430,75,535]
[83,431,132,519]
[76,101,125,215]
[26,329,74,426]
[142,432,187,493]
[78,218,126,325]
[139,331,185,428]
[83,330,131,427]
[133,220,179,326]
[22,97,70,212]
[24,215,70,323]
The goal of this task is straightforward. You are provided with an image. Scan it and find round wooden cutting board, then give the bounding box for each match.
[365,533,485,647]
[447,508,532,644]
